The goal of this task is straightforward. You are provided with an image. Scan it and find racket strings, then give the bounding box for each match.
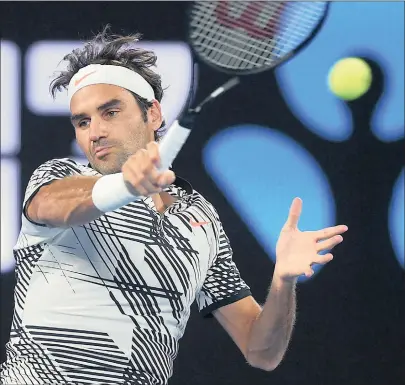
[193,2,320,52]
[192,2,323,47]
[190,1,327,71]
[192,19,275,68]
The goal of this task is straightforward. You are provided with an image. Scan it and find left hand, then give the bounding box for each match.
[274,197,348,281]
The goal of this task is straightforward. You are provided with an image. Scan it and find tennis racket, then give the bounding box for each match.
[92,1,330,212]
[158,1,330,169]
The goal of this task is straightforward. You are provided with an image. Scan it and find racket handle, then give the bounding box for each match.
[92,120,191,212]
[158,119,191,171]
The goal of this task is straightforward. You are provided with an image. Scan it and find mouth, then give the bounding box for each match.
[94,146,112,158]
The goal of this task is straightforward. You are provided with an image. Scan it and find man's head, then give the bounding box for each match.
[50,26,165,175]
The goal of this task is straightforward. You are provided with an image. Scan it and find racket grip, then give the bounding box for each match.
[91,120,191,212]
[158,120,191,170]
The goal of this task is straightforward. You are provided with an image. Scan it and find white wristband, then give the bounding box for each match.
[91,119,191,213]
[92,173,140,212]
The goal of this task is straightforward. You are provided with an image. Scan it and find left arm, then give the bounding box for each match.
[214,198,348,371]
[246,274,297,371]
[214,274,296,372]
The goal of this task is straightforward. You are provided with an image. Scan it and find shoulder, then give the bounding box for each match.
[191,189,221,222]
[31,157,99,177]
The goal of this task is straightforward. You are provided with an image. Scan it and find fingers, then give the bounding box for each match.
[122,142,175,197]
[156,170,176,187]
[312,252,334,265]
[316,235,344,252]
[146,141,161,168]
[304,266,315,278]
[315,225,348,241]
[303,253,334,279]
[282,197,302,230]
[308,234,342,271]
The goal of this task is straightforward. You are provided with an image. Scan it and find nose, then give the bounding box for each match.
[89,117,108,143]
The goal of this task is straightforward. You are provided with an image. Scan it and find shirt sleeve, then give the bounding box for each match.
[20,158,84,238]
[196,219,252,318]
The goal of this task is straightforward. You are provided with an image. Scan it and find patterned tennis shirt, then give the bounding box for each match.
[1,158,251,385]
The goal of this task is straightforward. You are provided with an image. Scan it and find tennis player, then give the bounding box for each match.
[1,28,348,385]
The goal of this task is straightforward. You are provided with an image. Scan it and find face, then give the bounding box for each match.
[70,84,162,175]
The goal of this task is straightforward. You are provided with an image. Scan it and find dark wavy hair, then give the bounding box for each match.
[50,26,165,141]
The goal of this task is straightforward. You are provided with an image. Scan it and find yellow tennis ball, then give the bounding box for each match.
[327,57,372,101]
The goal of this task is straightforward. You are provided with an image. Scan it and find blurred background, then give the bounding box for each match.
[1,2,404,385]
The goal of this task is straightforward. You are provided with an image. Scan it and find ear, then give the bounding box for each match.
[147,100,163,132]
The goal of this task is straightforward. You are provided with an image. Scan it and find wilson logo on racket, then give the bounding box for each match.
[215,1,286,39]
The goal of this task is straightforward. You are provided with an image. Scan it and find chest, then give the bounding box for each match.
[48,198,219,297]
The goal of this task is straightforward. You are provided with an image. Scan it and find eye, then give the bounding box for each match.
[78,119,90,128]
[106,110,119,118]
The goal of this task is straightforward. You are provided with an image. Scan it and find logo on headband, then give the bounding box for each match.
[74,70,97,86]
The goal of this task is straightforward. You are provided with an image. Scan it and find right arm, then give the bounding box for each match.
[26,142,175,228]
[26,175,102,228]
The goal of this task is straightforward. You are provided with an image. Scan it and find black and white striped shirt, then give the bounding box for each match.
[1,158,251,385]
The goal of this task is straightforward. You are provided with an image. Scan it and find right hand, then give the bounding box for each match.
[122,141,176,197]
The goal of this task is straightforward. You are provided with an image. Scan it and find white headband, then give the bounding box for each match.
[68,64,155,104]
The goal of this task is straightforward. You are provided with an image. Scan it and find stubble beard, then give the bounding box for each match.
[91,149,131,175]
[90,129,151,175]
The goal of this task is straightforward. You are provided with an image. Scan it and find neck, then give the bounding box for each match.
[152,192,178,214]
